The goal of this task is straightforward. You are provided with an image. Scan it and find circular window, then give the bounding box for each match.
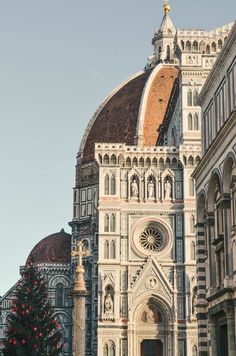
[139,226,163,252]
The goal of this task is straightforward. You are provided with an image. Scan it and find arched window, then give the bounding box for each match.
[103,344,109,356]
[194,113,199,130]
[190,215,195,234]
[186,41,191,51]
[132,157,138,167]
[110,240,116,259]
[218,39,223,50]
[104,240,109,259]
[181,40,185,50]
[191,241,196,260]
[152,157,157,167]
[206,44,210,54]
[193,90,198,106]
[146,157,151,167]
[139,157,144,167]
[199,41,205,52]
[111,175,116,195]
[187,90,193,106]
[189,178,195,196]
[188,113,193,130]
[105,174,110,195]
[110,214,116,232]
[126,157,131,167]
[193,41,198,51]
[211,42,216,52]
[110,343,115,356]
[188,156,194,166]
[110,154,116,165]
[104,154,109,164]
[56,283,64,307]
[166,45,170,61]
[104,214,109,232]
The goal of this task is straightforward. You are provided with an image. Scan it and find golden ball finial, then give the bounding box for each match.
[163,0,171,14]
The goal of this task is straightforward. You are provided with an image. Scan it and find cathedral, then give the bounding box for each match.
[0,2,235,356]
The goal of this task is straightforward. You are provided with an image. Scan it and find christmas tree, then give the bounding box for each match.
[3,263,64,356]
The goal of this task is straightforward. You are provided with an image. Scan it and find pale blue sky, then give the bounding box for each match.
[0,0,235,296]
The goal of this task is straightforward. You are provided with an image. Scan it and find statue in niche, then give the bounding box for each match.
[104,293,113,313]
[164,178,172,199]
[131,179,138,197]
[148,179,155,198]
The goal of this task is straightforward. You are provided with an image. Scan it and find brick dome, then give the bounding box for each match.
[26,229,71,265]
[79,64,179,162]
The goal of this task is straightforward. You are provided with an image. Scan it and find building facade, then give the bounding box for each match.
[193,22,236,356]
[70,4,233,356]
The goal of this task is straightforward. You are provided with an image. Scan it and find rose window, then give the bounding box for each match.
[139,227,163,252]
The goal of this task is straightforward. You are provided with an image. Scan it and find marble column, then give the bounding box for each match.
[72,241,90,356]
[73,290,86,356]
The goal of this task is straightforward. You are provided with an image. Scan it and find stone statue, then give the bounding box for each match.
[164,179,172,199]
[131,179,138,197]
[148,180,155,198]
[104,294,113,313]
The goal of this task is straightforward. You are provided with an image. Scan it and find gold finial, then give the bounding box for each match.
[163,0,171,14]
[72,241,90,293]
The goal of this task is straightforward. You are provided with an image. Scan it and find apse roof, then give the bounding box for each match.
[26,229,71,265]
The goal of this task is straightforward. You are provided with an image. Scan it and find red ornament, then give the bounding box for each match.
[22,304,25,309]
[33,326,38,332]
[22,339,26,344]
[26,309,29,314]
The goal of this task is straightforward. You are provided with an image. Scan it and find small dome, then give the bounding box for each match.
[26,229,71,265]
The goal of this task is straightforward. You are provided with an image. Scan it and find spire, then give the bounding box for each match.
[163,0,171,15]
[159,0,175,33]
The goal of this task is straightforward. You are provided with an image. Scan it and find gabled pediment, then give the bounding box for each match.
[131,257,173,302]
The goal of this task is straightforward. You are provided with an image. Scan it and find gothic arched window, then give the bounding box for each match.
[103,154,109,164]
[56,283,64,307]
[187,90,193,106]
[193,90,198,106]
[166,45,170,61]
[110,240,116,259]
[110,214,116,232]
[104,214,110,232]
[206,44,210,54]
[194,113,199,130]
[105,174,110,195]
[110,343,115,356]
[193,41,198,51]
[211,42,216,52]
[186,41,191,51]
[110,154,116,165]
[111,175,116,195]
[188,113,193,130]
[104,240,109,259]
[218,39,223,50]
[103,344,109,356]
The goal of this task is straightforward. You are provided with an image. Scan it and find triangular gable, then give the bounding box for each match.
[131,257,173,302]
